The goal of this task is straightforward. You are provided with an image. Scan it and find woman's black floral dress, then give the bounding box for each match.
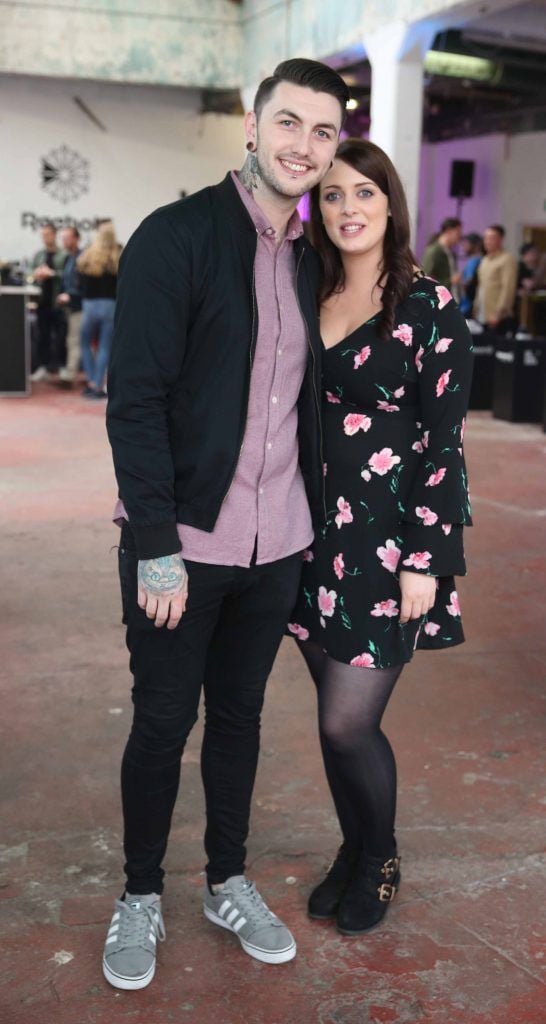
[289,276,473,669]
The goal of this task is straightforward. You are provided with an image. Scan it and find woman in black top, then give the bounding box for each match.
[77,221,120,398]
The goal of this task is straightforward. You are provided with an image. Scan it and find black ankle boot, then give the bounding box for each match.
[308,843,360,920]
[336,851,401,935]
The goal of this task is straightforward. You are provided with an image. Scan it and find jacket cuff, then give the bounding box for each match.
[399,523,466,577]
[130,522,182,560]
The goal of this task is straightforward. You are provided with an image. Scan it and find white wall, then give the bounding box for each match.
[417,131,546,258]
[0,74,245,261]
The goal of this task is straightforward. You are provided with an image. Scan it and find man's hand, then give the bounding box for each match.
[399,570,437,624]
[57,291,70,305]
[137,552,188,629]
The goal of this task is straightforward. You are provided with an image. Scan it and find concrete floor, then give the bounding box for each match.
[0,383,545,1024]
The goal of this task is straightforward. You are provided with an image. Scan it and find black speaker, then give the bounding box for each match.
[449,160,475,199]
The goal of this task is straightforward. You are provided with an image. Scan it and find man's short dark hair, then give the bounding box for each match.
[64,225,80,239]
[440,217,462,232]
[489,224,505,238]
[253,58,350,124]
[43,221,56,232]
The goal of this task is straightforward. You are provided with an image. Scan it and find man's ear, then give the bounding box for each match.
[244,110,257,151]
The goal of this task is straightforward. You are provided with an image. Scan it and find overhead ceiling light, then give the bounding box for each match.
[346,97,360,110]
[424,50,501,83]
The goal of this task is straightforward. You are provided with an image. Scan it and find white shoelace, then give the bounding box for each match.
[113,898,166,949]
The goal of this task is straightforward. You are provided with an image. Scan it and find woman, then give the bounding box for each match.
[288,140,473,936]
[77,221,120,398]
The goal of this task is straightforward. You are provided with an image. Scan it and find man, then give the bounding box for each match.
[105,58,349,990]
[422,217,462,297]
[30,222,67,381]
[474,224,517,333]
[57,226,83,385]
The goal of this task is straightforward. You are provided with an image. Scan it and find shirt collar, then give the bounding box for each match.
[231,170,303,242]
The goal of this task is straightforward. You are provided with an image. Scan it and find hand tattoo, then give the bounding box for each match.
[138,553,188,597]
[238,154,262,193]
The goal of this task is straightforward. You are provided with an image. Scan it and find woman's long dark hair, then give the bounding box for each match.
[310,138,417,341]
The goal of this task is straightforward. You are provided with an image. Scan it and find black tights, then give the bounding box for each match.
[299,640,403,857]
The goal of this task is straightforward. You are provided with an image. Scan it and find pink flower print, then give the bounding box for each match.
[323,463,328,477]
[442,523,452,536]
[326,391,341,404]
[416,505,439,526]
[377,400,400,412]
[435,285,452,309]
[333,553,345,580]
[435,337,453,354]
[354,345,371,369]
[422,430,429,449]
[368,447,401,476]
[446,590,461,617]
[415,346,424,373]
[412,440,424,454]
[335,497,353,529]
[350,653,375,668]
[318,586,337,617]
[343,413,372,436]
[320,616,326,628]
[402,551,432,570]
[436,369,452,397]
[361,468,371,482]
[460,417,466,441]
[393,323,413,346]
[288,623,309,641]
[371,598,399,618]
[425,467,447,487]
[424,621,440,636]
[394,386,405,399]
[376,539,401,573]
[302,549,314,562]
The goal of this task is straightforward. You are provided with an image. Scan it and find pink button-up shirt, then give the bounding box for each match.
[114,172,313,566]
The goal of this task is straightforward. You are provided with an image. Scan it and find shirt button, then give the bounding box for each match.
[267,442,272,450]
[272,396,278,404]
[259,487,264,495]
[278,348,283,355]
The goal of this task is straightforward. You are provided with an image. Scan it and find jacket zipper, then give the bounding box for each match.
[295,247,327,525]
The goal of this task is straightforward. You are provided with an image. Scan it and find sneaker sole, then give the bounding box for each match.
[102,956,155,990]
[203,905,296,964]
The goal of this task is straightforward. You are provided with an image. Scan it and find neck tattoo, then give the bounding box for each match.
[239,154,262,194]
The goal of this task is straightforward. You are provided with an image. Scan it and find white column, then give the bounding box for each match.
[363,21,437,246]
[240,85,259,114]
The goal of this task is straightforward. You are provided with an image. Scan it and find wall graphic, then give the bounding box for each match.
[41,145,90,204]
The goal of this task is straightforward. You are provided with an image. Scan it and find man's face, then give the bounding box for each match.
[41,226,56,249]
[61,228,79,252]
[246,81,342,199]
[484,228,502,254]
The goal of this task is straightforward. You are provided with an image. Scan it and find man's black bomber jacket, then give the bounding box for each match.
[106,173,325,561]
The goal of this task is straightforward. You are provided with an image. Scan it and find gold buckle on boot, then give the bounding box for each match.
[381,856,400,878]
[377,882,397,902]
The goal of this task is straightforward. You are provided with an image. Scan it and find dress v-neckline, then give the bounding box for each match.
[321,314,379,353]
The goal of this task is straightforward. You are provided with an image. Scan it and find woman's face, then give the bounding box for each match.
[319,158,389,258]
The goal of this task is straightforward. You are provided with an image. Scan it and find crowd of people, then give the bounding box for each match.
[422,216,546,334]
[29,219,121,398]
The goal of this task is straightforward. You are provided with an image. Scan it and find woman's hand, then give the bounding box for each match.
[399,570,437,623]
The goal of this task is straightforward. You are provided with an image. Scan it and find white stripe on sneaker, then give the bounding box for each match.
[232,917,247,932]
[111,912,120,923]
[150,932,156,944]
[218,900,231,918]
[226,908,240,925]
[105,935,118,944]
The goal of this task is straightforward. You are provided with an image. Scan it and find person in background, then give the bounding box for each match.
[57,226,83,386]
[459,233,483,318]
[30,222,67,381]
[474,224,517,334]
[77,221,120,398]
[517,243,546,294]
[422,218,462,298]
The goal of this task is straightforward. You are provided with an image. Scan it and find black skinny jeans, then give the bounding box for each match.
[118,522,302,894]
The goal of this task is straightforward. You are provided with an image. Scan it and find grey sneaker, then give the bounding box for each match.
[203,875,296,964]
[102,894,165,990]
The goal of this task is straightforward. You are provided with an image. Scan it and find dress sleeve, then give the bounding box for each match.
[399,283,474,578]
